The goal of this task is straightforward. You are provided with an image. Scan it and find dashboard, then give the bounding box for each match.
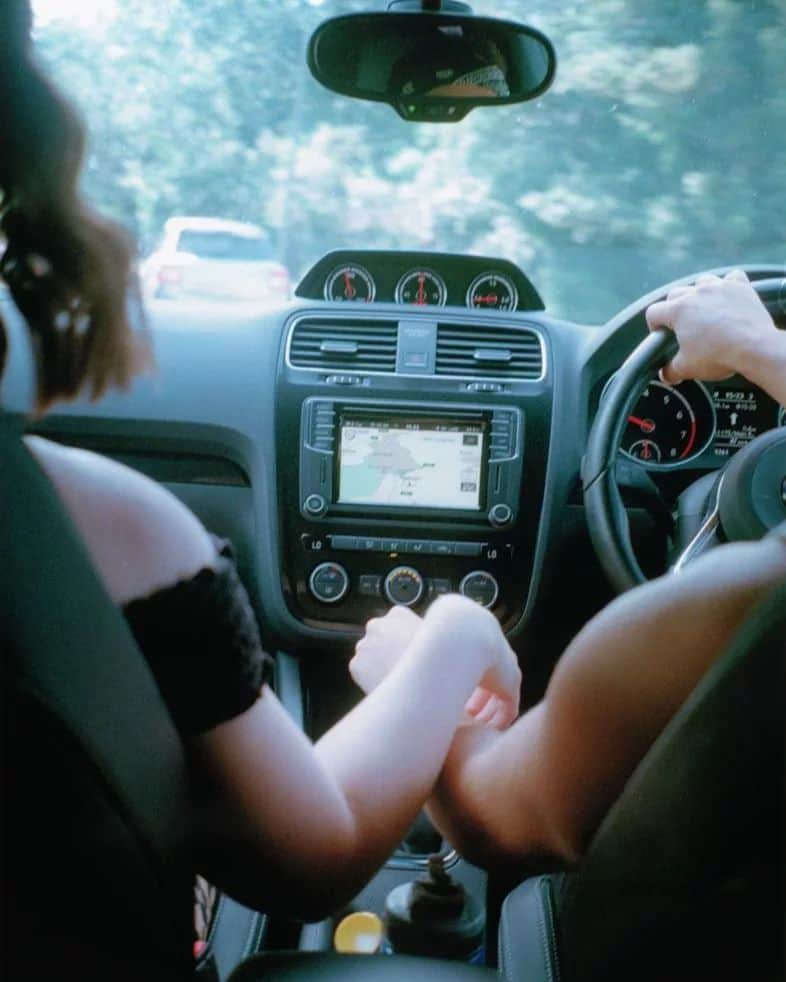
[2,259,784,655]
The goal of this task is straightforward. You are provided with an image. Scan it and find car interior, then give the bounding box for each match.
[2,1,785,980]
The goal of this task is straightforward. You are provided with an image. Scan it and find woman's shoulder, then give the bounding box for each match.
[24,435,217,605]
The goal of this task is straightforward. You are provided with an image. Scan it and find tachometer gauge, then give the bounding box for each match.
[324,264,375,303]
[466,272,519,311]
[620,379,715,468]
[394,269,447,307]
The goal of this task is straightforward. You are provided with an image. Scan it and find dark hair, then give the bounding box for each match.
[0,0,151,413]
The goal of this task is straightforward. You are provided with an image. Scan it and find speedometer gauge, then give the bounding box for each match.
[621,380,715,468]
[394,269,447,306]
[466,272,518,311]
[324,264,375,303]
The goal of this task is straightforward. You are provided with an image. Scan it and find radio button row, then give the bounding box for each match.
[309,562,350,604]
[328,536,483,557]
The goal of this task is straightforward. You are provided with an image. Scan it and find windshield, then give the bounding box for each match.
[32,0,786,321]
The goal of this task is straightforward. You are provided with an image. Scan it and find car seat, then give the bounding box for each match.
[3,412,783,980]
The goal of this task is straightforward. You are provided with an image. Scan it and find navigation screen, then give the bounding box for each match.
[337,416,486,511]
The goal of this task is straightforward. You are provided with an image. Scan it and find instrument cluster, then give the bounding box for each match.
[617,375,785,470]
[294,249,544,312]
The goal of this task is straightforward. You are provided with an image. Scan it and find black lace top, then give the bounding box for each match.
[123,537,274,735]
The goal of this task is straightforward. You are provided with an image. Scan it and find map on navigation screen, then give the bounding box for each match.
[337,417,485,510]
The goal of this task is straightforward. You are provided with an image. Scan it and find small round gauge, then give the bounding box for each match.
[466,271,519,311]
[620,379,715,468]
[394,268,447,307]
[324,264,375,303]
[778,405,786,427]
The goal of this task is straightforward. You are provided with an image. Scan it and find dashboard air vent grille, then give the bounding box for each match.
[289,318,398,372]
[435,323,543,379]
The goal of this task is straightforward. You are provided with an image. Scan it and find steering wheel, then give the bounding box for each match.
[582,275,786,593]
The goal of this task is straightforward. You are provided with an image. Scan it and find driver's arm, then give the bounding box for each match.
[645,269,786,406]
[424,531,786,870]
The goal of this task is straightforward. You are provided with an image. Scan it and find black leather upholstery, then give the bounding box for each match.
[549,580,785,982]
[228,952,496,980]
[0,418,195,979]
[498,876,559,982]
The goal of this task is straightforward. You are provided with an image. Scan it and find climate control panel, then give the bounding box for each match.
[305,550,501,612]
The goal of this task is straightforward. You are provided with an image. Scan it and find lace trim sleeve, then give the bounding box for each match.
[122,537,274,735]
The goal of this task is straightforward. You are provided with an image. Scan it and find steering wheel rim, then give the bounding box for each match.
[582,275,786,593]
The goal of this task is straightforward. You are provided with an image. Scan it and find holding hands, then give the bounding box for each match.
[351,594,521,730]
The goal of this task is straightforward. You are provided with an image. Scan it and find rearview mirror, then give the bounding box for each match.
[307,10,556,122]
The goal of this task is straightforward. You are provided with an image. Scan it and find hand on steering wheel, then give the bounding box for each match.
[583,269,786,593]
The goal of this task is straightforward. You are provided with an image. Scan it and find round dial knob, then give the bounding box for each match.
[304,493,328,517]
[488,503,513,527]
[459,570,499,609]
[384,566,424,607]
[308,562,349,604]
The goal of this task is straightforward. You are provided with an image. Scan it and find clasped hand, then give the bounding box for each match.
[350,595,521,730]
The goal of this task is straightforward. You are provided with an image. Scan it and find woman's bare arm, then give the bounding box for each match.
[191,596,520,920]
[425,533,786,870]
[26,438,521,920]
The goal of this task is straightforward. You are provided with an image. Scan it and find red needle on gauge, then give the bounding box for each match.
[343,272,356,299]
[416,274,426,305]
[475,294,498,306]
[629,415,656,433]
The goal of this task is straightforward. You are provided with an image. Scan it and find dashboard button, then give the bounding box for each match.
[488,503,513,527]
[453,541,483,557]
[459,571,499,609]
[467,382,503,393]
[304,493,328,517]
[406,540,429,555]
[430,541,454,556]
[384,566,424,607]
[309,562,350,604]
[326,374,362,385]
[330,535,358,551]
[359,537,383,552]
[300,533,326,552]
[427,578,452,598]
[358,574,383,598]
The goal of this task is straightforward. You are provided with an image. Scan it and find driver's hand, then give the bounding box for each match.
[645,269,776,385]
[351,597,520,730]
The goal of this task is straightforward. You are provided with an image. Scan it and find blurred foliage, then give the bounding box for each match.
[33,0,786,321]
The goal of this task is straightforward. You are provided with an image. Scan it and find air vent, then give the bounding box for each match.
[289,318,398,372]
[435,323,543,380]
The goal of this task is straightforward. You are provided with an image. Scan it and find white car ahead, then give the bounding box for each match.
[141,216,291,304]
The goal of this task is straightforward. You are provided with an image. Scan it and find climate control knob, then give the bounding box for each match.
[308,562,349,604]
[459,570,499,609]
[384,566,424,607]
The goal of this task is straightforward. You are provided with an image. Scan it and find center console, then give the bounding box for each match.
[276,308,552,638]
